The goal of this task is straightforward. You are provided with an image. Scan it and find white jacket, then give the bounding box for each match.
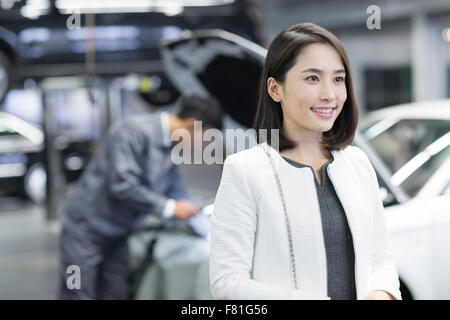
[210,142,402,300]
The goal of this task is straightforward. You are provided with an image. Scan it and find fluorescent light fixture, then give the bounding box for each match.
[161,25,184,41]
[1,0,20,10]
[66,26,140,41]
[163,5,183,16]
[55,0,234,14]
[20,0,50,19]
[19,28,51,43]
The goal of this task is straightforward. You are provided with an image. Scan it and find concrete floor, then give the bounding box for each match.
[0,162,222,300]
[0,199,59,300]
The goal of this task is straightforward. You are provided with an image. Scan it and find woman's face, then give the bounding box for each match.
[270,43,347,136]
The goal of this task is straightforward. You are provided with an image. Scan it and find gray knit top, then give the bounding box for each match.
[282,155,357,300]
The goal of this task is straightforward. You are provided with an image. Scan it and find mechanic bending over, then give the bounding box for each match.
[59,95,223,300]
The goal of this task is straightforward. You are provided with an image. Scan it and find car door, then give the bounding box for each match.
[419,159,450,299]
[383,150,450,299]
[428,193,450,299]
[384,198,438,299]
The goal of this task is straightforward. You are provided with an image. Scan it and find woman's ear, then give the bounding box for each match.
[267,77,282,103]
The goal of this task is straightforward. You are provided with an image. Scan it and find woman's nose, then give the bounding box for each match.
[319,80,336,102]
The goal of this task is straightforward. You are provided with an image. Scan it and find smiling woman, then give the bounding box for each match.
[253,23,358,153]
[210,23,402,301]
[269,43,348,140]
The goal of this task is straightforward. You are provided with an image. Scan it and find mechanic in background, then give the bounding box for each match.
[59,95,223,299]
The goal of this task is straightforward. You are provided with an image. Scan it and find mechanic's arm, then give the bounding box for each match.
[105,128,170,217]
[162,164,197,219]
[106,128,196,220]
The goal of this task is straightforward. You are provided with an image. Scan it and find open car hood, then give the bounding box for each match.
[160,29,266,128]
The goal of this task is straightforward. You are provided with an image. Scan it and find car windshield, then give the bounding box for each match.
[361,117,450,197]
[393,133,450,197]
[360,118,450,174]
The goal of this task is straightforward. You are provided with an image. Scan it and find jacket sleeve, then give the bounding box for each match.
[105,126,169,217]
[210,155,330,300]
[355,147,402,300]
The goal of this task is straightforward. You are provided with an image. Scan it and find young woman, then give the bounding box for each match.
[209,23,401,300]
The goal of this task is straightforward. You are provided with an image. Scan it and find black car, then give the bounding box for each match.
[0,0,265,101]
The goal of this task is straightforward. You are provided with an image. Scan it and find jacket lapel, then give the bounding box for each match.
[328,149,372,299]
[260,143,328,296]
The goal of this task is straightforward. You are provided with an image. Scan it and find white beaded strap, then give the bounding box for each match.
[260,145,298,290]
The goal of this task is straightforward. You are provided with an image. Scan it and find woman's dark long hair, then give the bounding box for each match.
[252,23,358,152]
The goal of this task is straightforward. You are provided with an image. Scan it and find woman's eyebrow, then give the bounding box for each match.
[301,68,346,74]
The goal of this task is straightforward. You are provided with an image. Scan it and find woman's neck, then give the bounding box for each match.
[280,126,331,164]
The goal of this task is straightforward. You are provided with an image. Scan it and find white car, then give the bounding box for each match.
[0,111,90,203]
[359,102,450,299]
[355,131,450,300]
[0,111,46,203]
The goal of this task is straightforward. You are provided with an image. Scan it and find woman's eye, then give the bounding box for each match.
[335,76,345,83]
[306,75,319,81]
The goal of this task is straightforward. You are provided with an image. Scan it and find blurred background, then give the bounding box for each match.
[0,0,449,300]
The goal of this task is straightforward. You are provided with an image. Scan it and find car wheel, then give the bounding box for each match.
[23,162,47,204]
[0,50,13,102]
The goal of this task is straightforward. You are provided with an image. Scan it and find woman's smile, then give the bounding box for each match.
[310,106,337,118]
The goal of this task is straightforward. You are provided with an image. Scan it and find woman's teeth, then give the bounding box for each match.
[311,107,335,118]
[312,108,334,114]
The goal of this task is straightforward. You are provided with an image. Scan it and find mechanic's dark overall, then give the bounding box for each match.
[59,111,190,299]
